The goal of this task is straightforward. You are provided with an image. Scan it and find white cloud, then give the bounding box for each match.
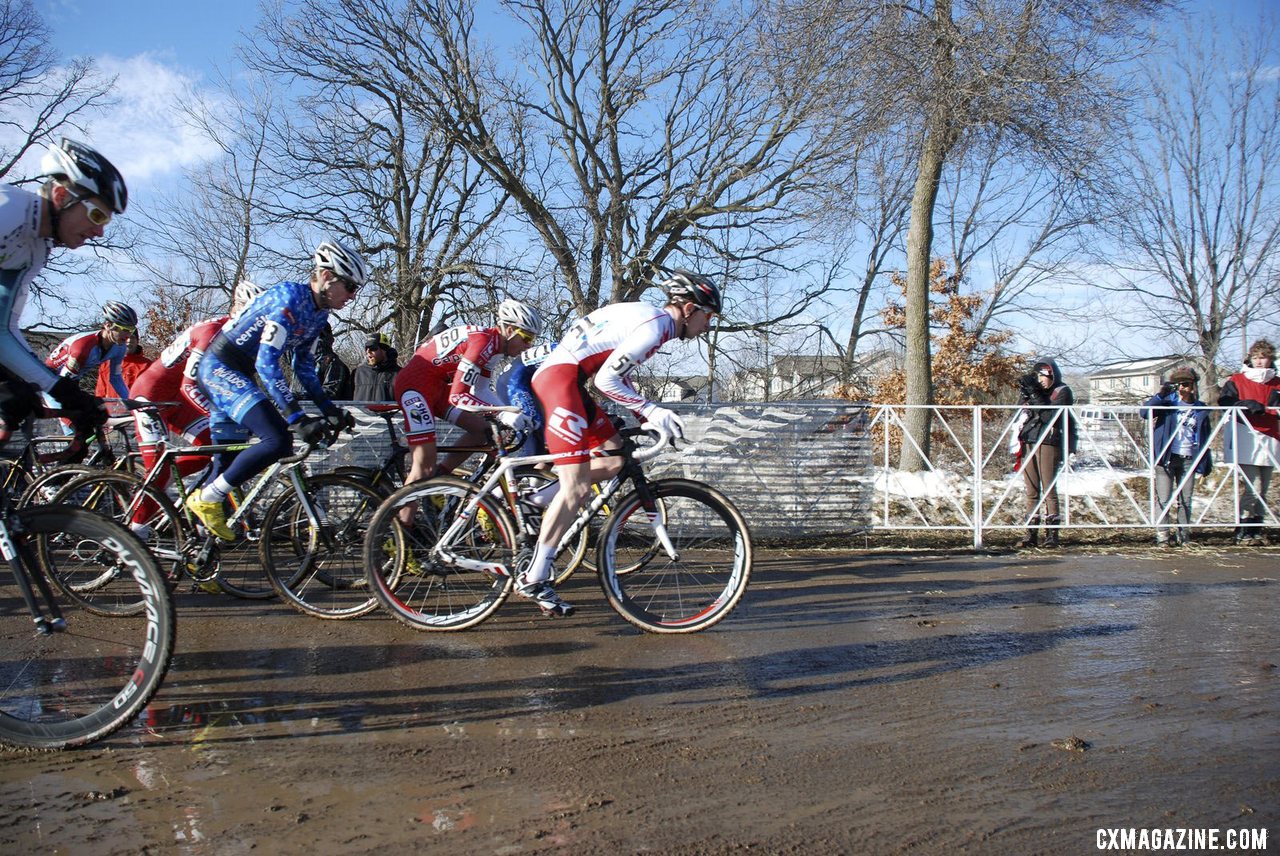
[87,54,224,185]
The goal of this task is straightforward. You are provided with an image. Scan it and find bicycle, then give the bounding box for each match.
[0,454,175,750]
[363,419,752,633]
[5,415,142,508]
[51,420,390,618]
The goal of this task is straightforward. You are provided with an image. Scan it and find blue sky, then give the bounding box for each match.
[40,0,260,74]
[18,0,1279,363]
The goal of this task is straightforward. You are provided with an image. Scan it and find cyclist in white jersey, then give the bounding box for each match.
[523,270,721,615]
[0,139,127,437]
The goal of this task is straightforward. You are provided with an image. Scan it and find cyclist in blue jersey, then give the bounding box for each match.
[0,139,127,438]
[185,239,365,539]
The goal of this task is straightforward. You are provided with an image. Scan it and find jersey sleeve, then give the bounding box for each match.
[256,304,311,423]
[178,322,217,412]
[109,349,129,399]
[0,274,59,391]
[447,330,498,411]
[592,321,670,417]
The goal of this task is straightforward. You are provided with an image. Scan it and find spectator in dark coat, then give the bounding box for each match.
[353,332,399,402]
[1015,357,1075,549]
[293,322,353,401]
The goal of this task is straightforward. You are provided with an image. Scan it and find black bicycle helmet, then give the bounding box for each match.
[102,300,138,328]
[663,269,722,314]
[40,138,128,214]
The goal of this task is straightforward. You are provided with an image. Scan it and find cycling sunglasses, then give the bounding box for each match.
[107,322,135,333]
[331,273,359,294]
[509,326,536,344]
[78,197,113,227]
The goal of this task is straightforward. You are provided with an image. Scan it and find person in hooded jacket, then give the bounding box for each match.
[1218,338,1280,545]
[1140,365,1212,547]
[1015,358,1075,548]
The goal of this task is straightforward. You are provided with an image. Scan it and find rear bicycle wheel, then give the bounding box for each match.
[0,506,175,750]
[18,463,98,509]
[363,476,518,631]
[261,475,386,619]
[597,479,752,633]
[51,470,188,600]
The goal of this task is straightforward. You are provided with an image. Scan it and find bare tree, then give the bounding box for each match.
[0,0,113,180]
[813,0,1162,469]
[131,76,279,315]
[1103,12,1280,400]
[243,2,515,354]
[0,0,115,324]
[938,137,1098,343]
[293,0,853,327]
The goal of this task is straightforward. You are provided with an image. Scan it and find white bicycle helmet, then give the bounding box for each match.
[40,138,128,214]
[496,298,543,337]
[314,239,367,287]
[102,300,138,328]
[233,280,264,306]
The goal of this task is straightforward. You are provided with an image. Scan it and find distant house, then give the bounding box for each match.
[638,374,711,403]
[726,350,899,402]
[1085,356,1187,405]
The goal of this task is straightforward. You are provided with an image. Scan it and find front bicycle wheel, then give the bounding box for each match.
[261,474,386,619]
[597,478,752,633]
[0,506,175,750]
[364,476,518,631]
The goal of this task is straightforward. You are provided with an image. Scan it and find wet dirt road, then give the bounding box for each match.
[1,546,1277,854]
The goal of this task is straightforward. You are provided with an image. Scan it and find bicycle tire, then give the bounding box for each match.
[0,505,175,750]
[597,478,752,633]
[363,476,518,631]
[261,474,386,619]
[47,470,187,611]
[18,463,99,509]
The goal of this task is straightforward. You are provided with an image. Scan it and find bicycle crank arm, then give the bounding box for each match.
[432,545,509,577]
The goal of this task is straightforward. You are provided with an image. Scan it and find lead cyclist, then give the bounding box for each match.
[523,269,722,616]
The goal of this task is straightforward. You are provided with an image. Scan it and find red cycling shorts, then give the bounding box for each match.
[392,358,451,446]
[531,363,618,465]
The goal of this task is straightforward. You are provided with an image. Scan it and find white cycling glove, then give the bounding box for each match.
[644,406,685,441]
[497,409,533,432]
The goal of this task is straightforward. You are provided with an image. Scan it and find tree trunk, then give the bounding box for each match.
[900,132,949,471]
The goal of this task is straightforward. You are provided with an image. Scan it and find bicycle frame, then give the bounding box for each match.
[431,438,677,574]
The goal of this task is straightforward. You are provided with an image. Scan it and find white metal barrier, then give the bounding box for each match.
[868,404,1280,547]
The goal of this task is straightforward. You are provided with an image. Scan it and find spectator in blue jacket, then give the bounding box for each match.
[1141,365,1212,547]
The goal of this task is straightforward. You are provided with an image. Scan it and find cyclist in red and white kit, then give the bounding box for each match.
[523,269,721,616]
[393,298,542,488]
[126,280,265,537]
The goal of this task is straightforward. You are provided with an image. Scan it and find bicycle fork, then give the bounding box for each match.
[0,517,66,634]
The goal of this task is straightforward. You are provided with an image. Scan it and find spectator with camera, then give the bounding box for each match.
[1015,358,1075,548]
[1218,338,1280,545]
[1141,365,1212,547]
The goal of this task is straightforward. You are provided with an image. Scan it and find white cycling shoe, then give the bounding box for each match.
[515,573,575,617]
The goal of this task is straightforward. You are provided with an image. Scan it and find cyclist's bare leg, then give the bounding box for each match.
[399,442,439,525]
[529,438,623,581]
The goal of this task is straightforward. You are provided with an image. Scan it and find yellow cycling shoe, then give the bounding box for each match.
[186,493,235,541]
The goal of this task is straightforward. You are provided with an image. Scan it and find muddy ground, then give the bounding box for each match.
[1,545,1277,854]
